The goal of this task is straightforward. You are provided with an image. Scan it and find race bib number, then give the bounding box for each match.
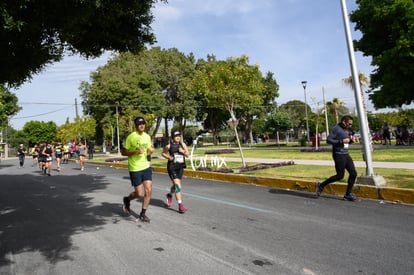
[174,154,184,163]
[46,157,52,161]
[344,143,349,149]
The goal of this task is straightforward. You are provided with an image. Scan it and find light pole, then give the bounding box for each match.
[340,0,385,186]
[301,81,310,145]
[116,104,120,155]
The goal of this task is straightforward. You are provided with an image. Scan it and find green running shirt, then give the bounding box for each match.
[124,131,152,172]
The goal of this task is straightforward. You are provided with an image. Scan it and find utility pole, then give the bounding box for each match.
[116,104,120,155]
[301,81,310,145]
[75,98,79,118]
[322,87,329,136]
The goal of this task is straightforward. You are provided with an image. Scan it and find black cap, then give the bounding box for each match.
[134,117,146,125]
[172,131,181,137]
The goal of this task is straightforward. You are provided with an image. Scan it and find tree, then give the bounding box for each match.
[57,116,96,143]
[0,84,21,122]
[21,121,58,144]
[192,55,265,166]
[201,107,230,144]
[1,0,166,87]
[80,50,165,142]
[80,47,197,142]
[241,71,279,144]
[193,56,229,141]
[149,47,197,137]
[326,98,347,124]
[342,72,369,126]
[350,0,414,108]
[342,71,370,113]
[1,85,21,144]
[367,114,383,133]
[279,100,312,138]
[264,112,292,142]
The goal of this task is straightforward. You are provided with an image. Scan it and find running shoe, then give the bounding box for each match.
[166,193,173,207]
[139,214,150,223]
[123,196,130,213]
[178,204,187,213]
[315,182,323,196]
[343,193,357,201]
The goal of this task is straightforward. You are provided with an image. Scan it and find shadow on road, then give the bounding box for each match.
[269,188,318,199]
[0,171,110,267]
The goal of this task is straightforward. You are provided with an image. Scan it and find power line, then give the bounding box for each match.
[11,106,73,120]
[19,102,74,105]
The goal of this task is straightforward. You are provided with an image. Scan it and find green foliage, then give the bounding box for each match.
[367,114,383,132]
[202,107,229,138]
[80,47,196,141]
[351,0,414,108]
[326,98,349,124]
[192,55,265,115]
[151,47,197,134]
[192,55,268,136]
[242,71,279,142]
[279,100,313,138]
[80,49,164,140]
[0,84,21,122]
[1,0,166,86]
[371,109,414,129]
[252,117,267,135]
[21,120,58,144]
[264,111,293,138]
[57,116,96,142]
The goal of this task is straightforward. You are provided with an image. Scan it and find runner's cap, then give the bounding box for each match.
[134,117,146,125]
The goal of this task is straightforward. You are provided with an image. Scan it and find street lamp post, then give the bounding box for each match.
[301,81,310,145]
[340,0,385,186]
[116,104,120,155]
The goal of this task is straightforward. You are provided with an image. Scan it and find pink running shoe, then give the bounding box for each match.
[166,193,173,207]
[178,204,187,213]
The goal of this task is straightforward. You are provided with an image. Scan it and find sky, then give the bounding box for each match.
[10,0,391,130]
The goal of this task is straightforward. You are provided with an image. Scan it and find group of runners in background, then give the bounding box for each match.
[22,140,90,175]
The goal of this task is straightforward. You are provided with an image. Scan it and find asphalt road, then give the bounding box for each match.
[1,159,413,275]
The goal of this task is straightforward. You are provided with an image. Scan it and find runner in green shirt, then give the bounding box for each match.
[122,117,154,222]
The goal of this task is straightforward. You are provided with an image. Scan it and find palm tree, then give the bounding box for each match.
[342,72,373,153]
[342,72,370,115]
[326,97,345,124]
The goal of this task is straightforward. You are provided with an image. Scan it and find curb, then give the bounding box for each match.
[105,162,414,205]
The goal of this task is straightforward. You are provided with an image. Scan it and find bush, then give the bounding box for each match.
[299,136,307,146]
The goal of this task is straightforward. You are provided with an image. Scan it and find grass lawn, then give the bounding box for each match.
[242,165,414,189]
[195,145,414,162]
[96,145,414,189]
